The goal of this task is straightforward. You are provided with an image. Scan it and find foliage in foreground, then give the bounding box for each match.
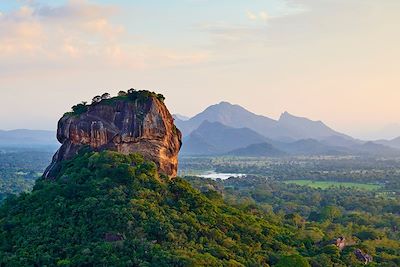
[0,151,300,266]
[186,175,400,267]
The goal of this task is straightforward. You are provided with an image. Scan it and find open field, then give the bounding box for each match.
[284,179,382,190]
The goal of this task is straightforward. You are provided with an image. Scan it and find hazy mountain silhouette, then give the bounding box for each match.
[175,102,277,138]
[320,135,363,147]
[0,129,58,148]
[180,121,360,157]
[272,139,350,156]
[278,112,351,140]
[227,143,286,157]
[351,141,400,156]
[175,102,352,141]
[374,137,400,149]
[276,139,400,157]
[180,121,269,155]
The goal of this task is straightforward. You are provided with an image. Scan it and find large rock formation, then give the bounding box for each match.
[44,91,182,179]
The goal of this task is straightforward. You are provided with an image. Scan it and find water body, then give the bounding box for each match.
[199,171,246,180]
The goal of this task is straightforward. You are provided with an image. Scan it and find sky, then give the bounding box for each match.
[0,0,399,140]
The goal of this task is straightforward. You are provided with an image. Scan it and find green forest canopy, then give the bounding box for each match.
[0,150,399,266]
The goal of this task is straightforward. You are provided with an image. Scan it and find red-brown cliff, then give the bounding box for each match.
[44,91,182,179]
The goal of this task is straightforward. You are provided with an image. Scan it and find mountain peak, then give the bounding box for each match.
[208,101,241,112]
[279,111,292,119]
[218,101,233,106]
[280,111,309,121]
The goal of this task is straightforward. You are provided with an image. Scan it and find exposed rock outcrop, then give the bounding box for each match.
[44,91,182,179]
[354,249,373,265]
[334,236,346,251]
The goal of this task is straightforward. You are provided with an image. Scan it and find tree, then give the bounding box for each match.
[276,255,310,267]
[322,245,340,258]
[101,93,110,100]
[320,206,341,221]
[355,229,382,241]
[284,213,305,229]
[71,102,88,115]
[92,95,102,104]
[310,254,334,267]
[127,88,136,94]
[118,91,127,97]
[156,93,165,102]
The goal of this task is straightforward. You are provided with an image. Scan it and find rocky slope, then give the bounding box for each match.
[44,91,182,178]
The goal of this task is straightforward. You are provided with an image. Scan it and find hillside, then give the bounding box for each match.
[278,112,350,140]
[273,139,350,156]
[0,151,295,266]
[181,121,269,155]
[227,143,286,157]
[375,136,400,149]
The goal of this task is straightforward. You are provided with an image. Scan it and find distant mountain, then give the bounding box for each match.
[0,129,58,148]
[278,112,351,140]
[320,135,363,147]
[181,121,268,155]
[228,143,286,157]
[272,139,400,157]
[374,137,400,149]
[180,120,375,157]
[351,141,400,156]
[273,139,350,156]
[175,102,277,138]
[173,114,190,121]
[175,102,352,141]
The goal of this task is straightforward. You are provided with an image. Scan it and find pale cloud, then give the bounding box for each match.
[259,11,268,21]
[0,0,209,73]
[246,11,269,22]
[203,0,400,51]
[246,11,258,21]
[33,0,118,20]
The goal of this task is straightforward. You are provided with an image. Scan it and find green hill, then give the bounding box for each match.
[0,150,299,266]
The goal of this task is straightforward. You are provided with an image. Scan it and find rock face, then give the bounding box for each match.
[354,249,373,264]
[44,95,182,179]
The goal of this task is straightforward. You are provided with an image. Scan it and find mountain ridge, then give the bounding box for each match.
[0,129,58,148]
[181,120,400,157]
[228,142,286,157]
[175,101,353,141]
[181,120,269,155]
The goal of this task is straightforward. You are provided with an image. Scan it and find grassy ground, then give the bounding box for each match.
[284,179,382,190]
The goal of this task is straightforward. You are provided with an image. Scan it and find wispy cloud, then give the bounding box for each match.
[0,0,209,73]
[33,0,117,20]
[246,11,269,22]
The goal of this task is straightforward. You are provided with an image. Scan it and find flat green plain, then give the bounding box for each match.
[284,180,382,190]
